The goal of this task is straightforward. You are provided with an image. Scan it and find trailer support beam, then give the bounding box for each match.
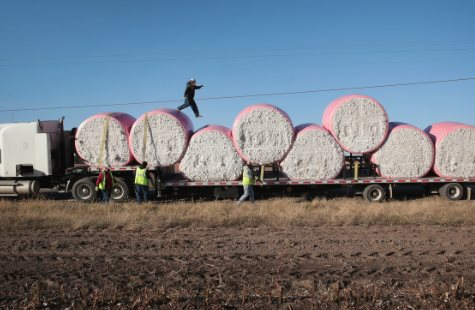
[354,162,359,180]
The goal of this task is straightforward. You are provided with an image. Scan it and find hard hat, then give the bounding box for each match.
[189,78,196,82]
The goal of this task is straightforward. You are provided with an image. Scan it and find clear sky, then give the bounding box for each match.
[1,0,474,130]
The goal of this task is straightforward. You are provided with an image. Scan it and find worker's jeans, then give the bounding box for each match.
[177,98,200,117]
[238,185,255,203]
[134,184,148,203]
[100,189,111,203]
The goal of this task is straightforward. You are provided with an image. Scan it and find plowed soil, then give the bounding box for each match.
[1,226,475,308]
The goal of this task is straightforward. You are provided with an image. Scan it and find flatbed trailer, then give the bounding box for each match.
[72,160,475,203]
[161,177,475,202]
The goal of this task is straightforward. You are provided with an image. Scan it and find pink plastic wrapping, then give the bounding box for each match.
[75,112,136,166]
[294,123,324,135]
[322,94,389,154]
[370,122,434,178]
[193,125,232,139]
[232,104,295,164]
[128,108,194,166]
[179,125,244,181]
[425,122,475,177]
[281,123,344,180]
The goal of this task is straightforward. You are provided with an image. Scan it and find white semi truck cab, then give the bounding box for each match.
[0,119,75,196]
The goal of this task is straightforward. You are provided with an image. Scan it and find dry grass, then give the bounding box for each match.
[0,197,474,230]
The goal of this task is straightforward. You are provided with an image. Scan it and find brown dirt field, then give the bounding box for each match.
[1,224,475,308]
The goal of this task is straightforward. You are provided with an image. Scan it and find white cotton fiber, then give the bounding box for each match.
[322,94,388,154]
[129,109,193,167]
[179,125,243,181]
[232,104,294,164]
[281,124,344,179]
[426,122,475,178]
[75,112,135,166]
[370,123,434,178]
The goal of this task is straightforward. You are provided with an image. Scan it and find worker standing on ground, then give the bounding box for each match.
[95,167,115,203]
[134,161,151,203]
[177,79,204,118]
[237,162,259,204]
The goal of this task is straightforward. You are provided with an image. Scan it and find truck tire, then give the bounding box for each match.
[71,178,96,203]
[363,184,386,203]
[439,183,464,201]
[110,178,130,202]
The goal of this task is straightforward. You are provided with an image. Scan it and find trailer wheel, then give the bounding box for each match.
[110,178,129,202]
[363,184,386,203]
[439,183,464,201]
[71,178,96,203]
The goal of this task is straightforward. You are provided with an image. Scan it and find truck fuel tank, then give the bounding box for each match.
[0,180,40,196]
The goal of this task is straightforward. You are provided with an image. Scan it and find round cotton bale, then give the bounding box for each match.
[232,104,294,164]
[179,125,243,181]
[281,124,344,180]
[322,94,389,154]
[425,122,475,178]
[75,112,135,166]
[370,122,434,178]
[129,109,193,167]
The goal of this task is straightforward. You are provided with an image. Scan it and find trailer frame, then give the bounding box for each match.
[78,161,475,203]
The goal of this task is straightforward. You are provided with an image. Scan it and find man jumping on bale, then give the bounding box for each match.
[177,79,204,118]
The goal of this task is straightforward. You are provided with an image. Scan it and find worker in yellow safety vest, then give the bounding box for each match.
[95,167,115,203]
[134,161,151,203]
[237,162,259,204]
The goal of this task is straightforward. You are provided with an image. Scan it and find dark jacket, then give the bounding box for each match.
[184,82,203,100]
[96,170,114,190]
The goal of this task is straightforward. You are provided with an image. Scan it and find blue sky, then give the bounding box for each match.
[0,0,474,130]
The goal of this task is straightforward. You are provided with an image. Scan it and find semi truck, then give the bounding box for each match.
[0,119,473,203]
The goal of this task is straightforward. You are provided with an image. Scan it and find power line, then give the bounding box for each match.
[199,77,475,101]
[1,77,474,113]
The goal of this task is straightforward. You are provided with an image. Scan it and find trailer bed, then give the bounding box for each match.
[164,177,475,187]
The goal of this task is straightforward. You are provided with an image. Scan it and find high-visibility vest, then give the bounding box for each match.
[135,167,148,186]
[99,171,115,190]
[242,166,255,186]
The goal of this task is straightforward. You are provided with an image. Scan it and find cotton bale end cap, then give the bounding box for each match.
[425,122,475,178]
[232,104,295,165]
[75,112,136,167]
[322,94,389,154]
[129,108,194,167]
[281,124,344,180]
[179,125,244,181]
[370,122,434,178]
